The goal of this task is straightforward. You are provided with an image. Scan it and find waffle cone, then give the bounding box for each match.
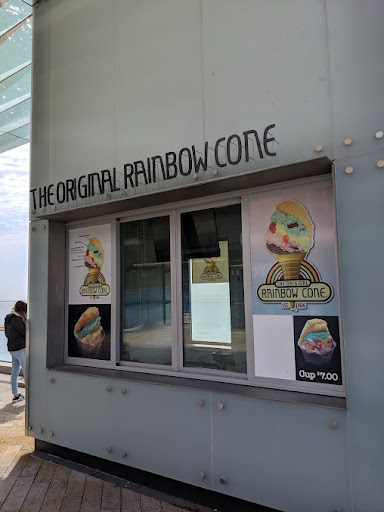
[88,267,100,284]
[275,252,306,280]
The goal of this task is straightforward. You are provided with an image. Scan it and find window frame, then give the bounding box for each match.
[63,175,346,398]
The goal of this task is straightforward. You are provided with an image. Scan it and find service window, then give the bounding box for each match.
[65,179,345,397]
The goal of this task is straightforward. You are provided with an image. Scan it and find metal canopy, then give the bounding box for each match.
[0,0,34,154]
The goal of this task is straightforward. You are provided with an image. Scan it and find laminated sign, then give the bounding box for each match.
[67,224,112,361]
[249,186,343,387]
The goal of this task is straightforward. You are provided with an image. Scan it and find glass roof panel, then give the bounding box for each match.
[0,2,32,153]
[0,19,32,82]
[0,64,31,113]
[0,97,30,133]
[0,124,29,153]
[0,0,32,37]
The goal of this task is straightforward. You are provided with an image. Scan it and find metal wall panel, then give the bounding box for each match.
[326,0,384,160]
[30,0,51,191]
[27,220,50,435]
[202,0,333,171]
[42,372,119,460]
[334,151,384,512]
[114,0,205,193]
[48,0,115,185]
[211,393,350,512]
[116,382,213,488]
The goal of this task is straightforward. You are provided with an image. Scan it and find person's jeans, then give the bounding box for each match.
[9,348,26,395]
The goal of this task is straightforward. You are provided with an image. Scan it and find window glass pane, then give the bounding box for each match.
[120,216,171,365]
[182,204,246,373]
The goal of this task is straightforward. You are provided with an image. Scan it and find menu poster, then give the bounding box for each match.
[68,224,111,305]
[250,186,343,386]
[294,316,342,385]
[67,223,112,360]
[68,304,111,360]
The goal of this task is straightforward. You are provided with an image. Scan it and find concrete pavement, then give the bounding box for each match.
[0,374,217,512]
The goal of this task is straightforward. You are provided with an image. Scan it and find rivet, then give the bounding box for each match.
[106,446,111,453]
[199,472,205,479]
[213,169,218,176]
[375,131,383,139]
[344,138,352,146]
[32,227,36,231]
[52,205,56,211]
[49,431,54,437]
[32,210,35,214]
[42,225,46,230]
[193,173,198,179]
[333,509,341,512]
[121,451,127,457]
[197,400,204,407]
[106,386,112,392]
[315,145,323,152]
[121,389,126,394]
[219,477,226,484]
[376,160,384,168]
[38,428,43,434]
[217,403,224,410]
[345,166,353,174]
[42,207,46,213]
[121,190,125,196]
[329,421,337,429]
[106,193,111,198]
[28,426,32,431]
[50,378,54,383]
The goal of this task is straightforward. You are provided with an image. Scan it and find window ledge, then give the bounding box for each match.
[49,364,346,410]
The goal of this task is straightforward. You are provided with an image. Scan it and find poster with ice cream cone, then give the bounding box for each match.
[249,185,343,387]
[68,224,112,305]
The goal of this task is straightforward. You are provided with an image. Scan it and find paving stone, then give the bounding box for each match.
[80,476,102,512]
[1,475,34,511]
[101,481,121,511]
[39,465,71,512]
[122,488,141,512]
[60,470,87,512]
[0,452,29,506]
[161,503,185,512]
[0,445,22,475]
[20,457,42,478]
[20,461,56,512]
[141,494,162,512]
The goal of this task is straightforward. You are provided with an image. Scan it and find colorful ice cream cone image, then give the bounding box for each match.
[74,306,105,356]
[265,200,314,309]
[298,318,336,366]
[85,237,104,283]
[88,267,100,284]
[204,258,216,272]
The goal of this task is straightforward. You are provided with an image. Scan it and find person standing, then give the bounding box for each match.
[4,301,27,403]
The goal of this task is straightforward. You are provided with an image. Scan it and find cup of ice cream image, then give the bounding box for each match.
[85,237,104,283]
[74,306,105,357]
[265,200,314,309]
[297,318,336,366]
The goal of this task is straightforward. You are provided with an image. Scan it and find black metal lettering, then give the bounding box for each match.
[243,129,264,160]
[192,141,208,172]
[124,164,134,188]
[178,148,193,176]
[263,124,277,156]
[165,152,178,179]
[227,134,242,165]
[214,137,226,168]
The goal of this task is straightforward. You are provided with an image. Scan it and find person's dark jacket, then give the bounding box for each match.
[4,314,26,352]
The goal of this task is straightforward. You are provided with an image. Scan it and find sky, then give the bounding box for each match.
[0,143,29,301]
